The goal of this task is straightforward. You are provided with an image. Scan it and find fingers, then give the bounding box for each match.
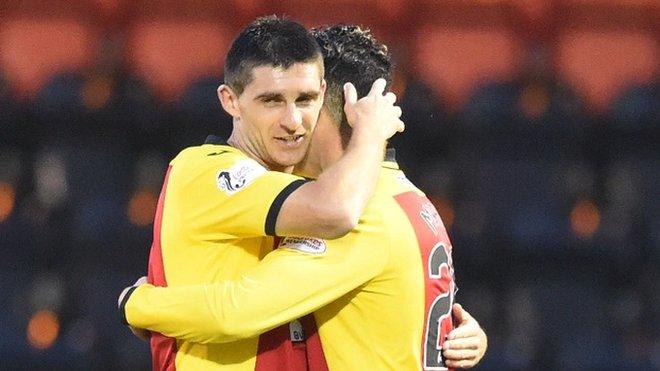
[118,276,148,308]
[384,91,397,105]
[443,347,480,360]
[445,304,488,368]
[448,319,480,338]
[396,119,405,133]
[367,78,387,97]
[343,78,403,139]
[444,336,481,351]
[343,82,358,106]
[445,357,479,369]
[117,286,131,308]
[452,303,466,323]
[443,342,481,369]
[452,303,464,319]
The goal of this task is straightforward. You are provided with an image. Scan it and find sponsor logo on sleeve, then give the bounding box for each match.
[279,236,327,255]
[216,159,267,195]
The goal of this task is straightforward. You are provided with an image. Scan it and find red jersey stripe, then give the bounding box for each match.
[395,191,455,371]
[254,238,329,371]
[301,314,329,371]
[147,166,177,371]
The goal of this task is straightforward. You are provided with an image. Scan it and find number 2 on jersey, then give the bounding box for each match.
[424,243,454,370]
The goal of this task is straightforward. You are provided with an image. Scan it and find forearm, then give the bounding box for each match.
[126,279,349,344]
[124,284,229,343]
[314,128,385,225]
[125,282,304,344]
[124,242,385,344]
[277,129,385,239]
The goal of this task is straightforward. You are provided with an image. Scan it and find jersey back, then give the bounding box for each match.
[311,161,455,371]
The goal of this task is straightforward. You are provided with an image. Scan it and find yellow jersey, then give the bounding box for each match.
[140,136,309,370]
[125,150,457,371]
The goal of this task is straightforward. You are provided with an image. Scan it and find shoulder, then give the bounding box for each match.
[378,167,424,198]
[171,145,262,176]
[168,145,269,192]
[171,144,249,168]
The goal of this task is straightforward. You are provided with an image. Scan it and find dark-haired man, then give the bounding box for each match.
[123,17,404,370]
[121,25,486,370]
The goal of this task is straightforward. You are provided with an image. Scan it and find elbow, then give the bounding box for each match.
[207,316,259,343]
[206,320,241,343]
[317,207,359,239]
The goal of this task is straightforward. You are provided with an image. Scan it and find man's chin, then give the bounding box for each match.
[268,151,307,171]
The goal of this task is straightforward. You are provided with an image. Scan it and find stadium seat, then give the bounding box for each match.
[554,1,657,112]
[409,2,521,110]
[121,0,247,101]
[388,76,447,180]
[173,76,232,151]
[125,20,232,101]
[610,83,659,133]
[0,17,97,98]
[272,0,406,45]
[0,76,25,147]
[461,82,519,133]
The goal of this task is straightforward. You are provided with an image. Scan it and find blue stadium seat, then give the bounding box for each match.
[173,75,231,151]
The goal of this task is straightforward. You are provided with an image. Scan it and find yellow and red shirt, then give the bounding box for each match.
[125,151,457,371]
[140,136,311,370]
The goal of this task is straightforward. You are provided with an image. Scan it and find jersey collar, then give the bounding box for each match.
[382,148,400,170]
[204,135,228,145]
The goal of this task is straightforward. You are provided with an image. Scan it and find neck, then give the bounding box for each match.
[293,153,324,179]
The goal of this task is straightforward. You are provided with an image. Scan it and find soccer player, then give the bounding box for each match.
[126,17,404,370]
[121,25,486,370]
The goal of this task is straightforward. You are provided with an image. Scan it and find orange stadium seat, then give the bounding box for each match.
[123,0,255,101]
[554,1,657,112]
[125,21,232,101]
[410,2,521,110]
[271,0,407,46]
[0,17,97,98]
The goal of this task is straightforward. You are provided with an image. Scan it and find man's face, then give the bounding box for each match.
[224,62,326,171]
[295,106,343,178]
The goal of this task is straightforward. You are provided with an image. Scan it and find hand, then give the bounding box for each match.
[443,303,488,369]
[343,78,404,141]
[118,276,151,342]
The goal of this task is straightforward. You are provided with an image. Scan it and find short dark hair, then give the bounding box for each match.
[312,25,393,146]
[224,16,323,95]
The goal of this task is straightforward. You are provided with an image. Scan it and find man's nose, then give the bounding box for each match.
[280,103,303,132]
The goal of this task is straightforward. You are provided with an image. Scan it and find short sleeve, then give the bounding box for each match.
[167,149,307,239]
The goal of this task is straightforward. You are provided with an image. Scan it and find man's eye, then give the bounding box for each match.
[296,97,314,106]
[263,98,281,105]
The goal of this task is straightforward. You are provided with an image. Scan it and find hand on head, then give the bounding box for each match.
[343,78,404,141]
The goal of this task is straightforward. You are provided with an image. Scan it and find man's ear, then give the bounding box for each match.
[320,78,327,98]
[218,84,240,118]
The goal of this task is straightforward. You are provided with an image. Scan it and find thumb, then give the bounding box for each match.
[452,303,466,324]
[344,82,357,106]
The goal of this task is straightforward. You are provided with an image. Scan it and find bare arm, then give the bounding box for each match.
[275,79,403,239]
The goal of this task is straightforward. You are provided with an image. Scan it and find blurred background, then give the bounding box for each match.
[0,0,657,369]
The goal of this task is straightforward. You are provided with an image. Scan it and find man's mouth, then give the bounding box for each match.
[275,134,305,146]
